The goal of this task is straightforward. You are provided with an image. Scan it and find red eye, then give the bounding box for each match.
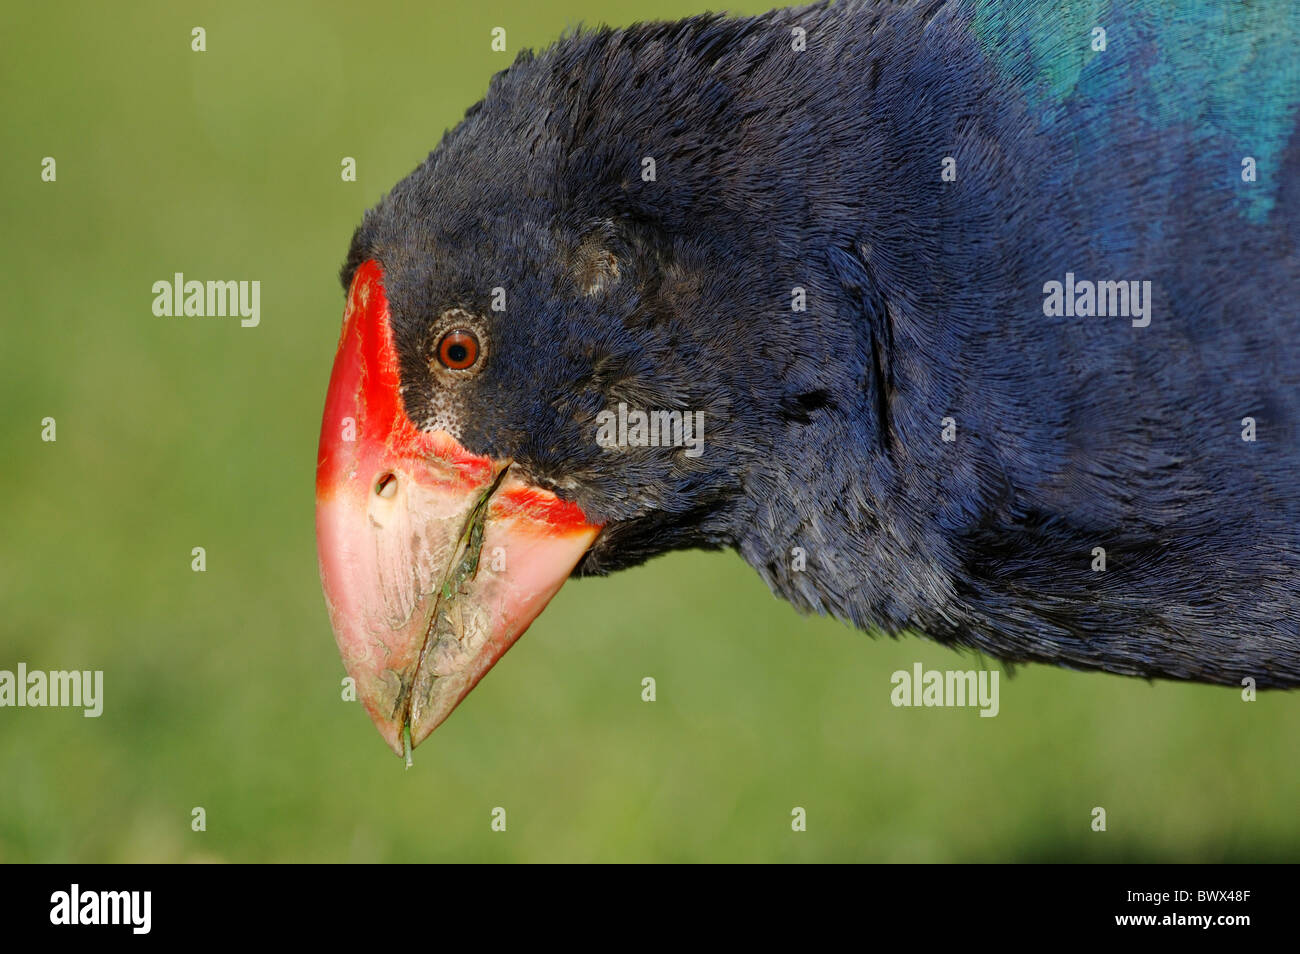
[437,329,479,370]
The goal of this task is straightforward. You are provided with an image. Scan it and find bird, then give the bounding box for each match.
[314,0,1300,757]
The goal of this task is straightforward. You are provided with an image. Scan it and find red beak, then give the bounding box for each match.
[315,261,601,758]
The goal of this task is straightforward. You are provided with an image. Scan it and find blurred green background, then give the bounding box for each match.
[2,0,1297,863]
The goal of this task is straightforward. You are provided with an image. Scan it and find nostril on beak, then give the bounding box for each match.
[375,473,398,499]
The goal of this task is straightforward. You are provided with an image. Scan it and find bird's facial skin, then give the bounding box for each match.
[315,260,600,756]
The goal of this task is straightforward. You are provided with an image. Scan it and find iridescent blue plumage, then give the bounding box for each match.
[974,0,1298,222]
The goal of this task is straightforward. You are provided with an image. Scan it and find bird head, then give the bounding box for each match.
[319,132,760,759]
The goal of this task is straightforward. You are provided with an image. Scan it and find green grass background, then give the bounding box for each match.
[1,0,1296,862]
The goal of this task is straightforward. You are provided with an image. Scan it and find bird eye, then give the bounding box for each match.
[436,329,479,371]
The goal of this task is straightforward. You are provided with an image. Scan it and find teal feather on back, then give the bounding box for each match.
[973,0,1299,221]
